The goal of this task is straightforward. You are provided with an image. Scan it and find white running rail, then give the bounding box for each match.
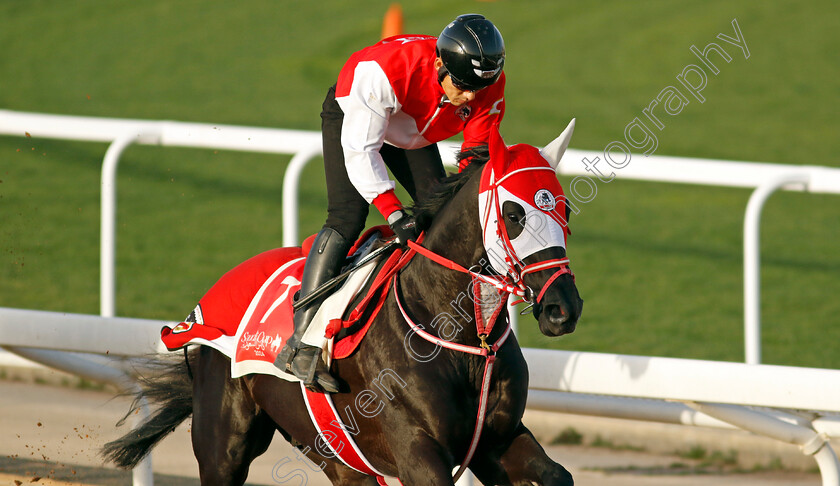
[3,109,839,362]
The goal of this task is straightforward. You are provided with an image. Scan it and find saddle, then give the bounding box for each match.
[160,226,401,380]
[298,228,402,359]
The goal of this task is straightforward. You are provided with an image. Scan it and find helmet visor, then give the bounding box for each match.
[449,76,484,92]
[448,68,499,92]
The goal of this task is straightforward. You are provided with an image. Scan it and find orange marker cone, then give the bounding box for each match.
[381,3,403,39]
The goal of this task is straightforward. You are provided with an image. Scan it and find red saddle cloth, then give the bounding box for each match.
[160,247,305,355]
[160,227,395,373]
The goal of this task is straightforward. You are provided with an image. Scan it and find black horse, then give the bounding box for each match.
[104,123,583,485]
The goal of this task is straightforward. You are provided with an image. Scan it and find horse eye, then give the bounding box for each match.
[507,213,520,223]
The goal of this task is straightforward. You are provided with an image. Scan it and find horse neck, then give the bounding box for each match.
[397,175,507,350]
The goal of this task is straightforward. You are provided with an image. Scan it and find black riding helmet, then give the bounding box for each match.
[436,14,505,92]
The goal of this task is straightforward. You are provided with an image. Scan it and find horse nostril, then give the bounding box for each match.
[548,305,568,325]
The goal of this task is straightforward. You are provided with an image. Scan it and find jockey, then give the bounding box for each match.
[274,14,507,392]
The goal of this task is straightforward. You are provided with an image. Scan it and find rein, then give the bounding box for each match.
[405,239,571,309]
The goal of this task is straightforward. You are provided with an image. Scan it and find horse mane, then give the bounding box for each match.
[412,145,489,230]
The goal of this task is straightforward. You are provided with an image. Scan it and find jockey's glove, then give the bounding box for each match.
[388,210,420,246]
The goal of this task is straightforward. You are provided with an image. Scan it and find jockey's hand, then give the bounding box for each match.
[388,210,420,246]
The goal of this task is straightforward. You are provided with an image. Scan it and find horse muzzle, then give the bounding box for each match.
[537,301,580,336]
[533,277,583,337]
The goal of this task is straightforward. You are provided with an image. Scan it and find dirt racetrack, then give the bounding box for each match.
[0,378,821,486]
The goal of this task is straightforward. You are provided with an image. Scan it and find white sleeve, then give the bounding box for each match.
[335,61,401,203]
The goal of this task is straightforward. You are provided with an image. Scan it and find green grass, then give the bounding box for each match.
[550,427,584,446]
[1,0,838,368]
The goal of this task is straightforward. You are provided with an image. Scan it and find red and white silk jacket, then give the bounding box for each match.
[335,35,506,218]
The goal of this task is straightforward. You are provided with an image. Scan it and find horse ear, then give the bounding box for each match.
[488,123,510,171]
[540,118,576,171]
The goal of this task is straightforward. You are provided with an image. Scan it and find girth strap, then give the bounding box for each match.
[301,383,397,484]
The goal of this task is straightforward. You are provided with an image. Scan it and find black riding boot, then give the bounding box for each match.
[274,227,350,393]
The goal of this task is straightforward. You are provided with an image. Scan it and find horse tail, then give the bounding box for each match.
[101,349,196,469]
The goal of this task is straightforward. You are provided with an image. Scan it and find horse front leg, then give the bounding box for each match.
[320,460,380,485]
[389,434,458,486]
[495,423,573,486]
[468,422,574,486]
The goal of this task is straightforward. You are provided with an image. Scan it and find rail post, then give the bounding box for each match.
[743,172,809,364]
[281,144,323,247]
[101,128,162,317]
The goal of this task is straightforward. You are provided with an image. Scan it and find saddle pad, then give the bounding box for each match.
[161,241,383,381]
[230,248,380,379]
[161,247,305,358]
[230,256,306,379]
